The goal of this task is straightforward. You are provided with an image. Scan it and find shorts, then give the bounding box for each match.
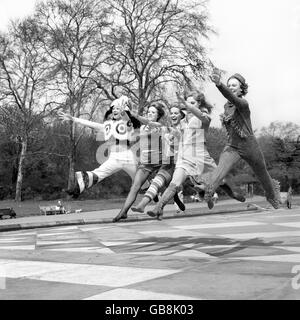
[138,162,162,174]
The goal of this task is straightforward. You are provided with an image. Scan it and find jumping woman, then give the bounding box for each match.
[131,105,186,213]
[204,68,281,209]
[58,96,144,198]
[113,102,182,222]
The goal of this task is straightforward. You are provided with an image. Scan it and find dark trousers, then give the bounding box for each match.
[206,136,277,201]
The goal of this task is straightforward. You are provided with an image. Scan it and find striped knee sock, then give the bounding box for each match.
[76,171,99,194]
[144,175,165,201]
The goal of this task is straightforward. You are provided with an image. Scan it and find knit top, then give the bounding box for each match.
[216,83,254,147]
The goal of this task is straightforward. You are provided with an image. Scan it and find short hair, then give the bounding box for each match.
[227,73,249,96]
[170,104,185,119]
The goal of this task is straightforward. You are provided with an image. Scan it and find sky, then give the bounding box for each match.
[205,0,300,129]
[0,0,300,130]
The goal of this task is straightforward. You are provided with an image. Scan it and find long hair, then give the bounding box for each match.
[148,102,165,121]
[127,111,141,129]
[103,107,113,121]
[184,90,213,114]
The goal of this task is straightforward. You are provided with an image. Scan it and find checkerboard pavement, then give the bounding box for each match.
[0,207,300,300]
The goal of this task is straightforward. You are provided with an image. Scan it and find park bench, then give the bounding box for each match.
[0,207,17,219]
[39,205,66,216]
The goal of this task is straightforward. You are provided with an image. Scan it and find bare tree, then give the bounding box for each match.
[101,0,214,110]
[0,19,57,201]
[34,0,111,189]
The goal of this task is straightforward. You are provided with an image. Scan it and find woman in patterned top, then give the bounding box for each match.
[204,68,281,209]
[113,102,173,222]
[58,96,143,198]
[131,105,186,214]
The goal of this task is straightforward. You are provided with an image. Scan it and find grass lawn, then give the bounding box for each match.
[1,194,299,219]
[0,196,135,218]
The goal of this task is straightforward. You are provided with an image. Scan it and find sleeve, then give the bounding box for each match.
[201,108,211,122]
[125,110,141,129]
[73,118,104,132]
[198,108,211,128]
[216,82,249,111]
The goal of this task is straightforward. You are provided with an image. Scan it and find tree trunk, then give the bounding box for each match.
[15,138,27,202]
[67,122,76,190]
[138,89,147,113]
[67,150,76,190]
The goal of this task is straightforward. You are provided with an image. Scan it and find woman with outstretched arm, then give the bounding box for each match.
[57,96,143,198]
[131,105,186,214]
[203,68,281,209]
[112,102,171,222]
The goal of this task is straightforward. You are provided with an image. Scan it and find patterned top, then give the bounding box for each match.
[217,83,254,148]
[139,125,165,165]
[163,123,182,164]
[96,117,135,153]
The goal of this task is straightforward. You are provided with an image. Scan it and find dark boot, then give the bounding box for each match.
[174,192,185,211]
[189,176,214,209]
[153,195,159,203]
[219,183,246,202]
[204,184,215,210]
[147,183,177,220]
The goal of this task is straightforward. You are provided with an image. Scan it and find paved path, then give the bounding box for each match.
[0,196,276,232]
[0,206,299,300]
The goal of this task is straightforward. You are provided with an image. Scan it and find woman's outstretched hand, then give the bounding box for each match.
[57,111,73,122]
[210,67,222,85]
[118,96,130,112]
